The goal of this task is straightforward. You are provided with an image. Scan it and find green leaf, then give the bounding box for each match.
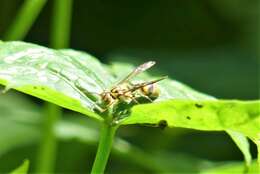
[199,160,259,174]
[227,130,252,170]
[122,100,260,139]
[0,41,258,132]
[10,159,29,174]
[0,41,112,120]
[0,41,259,163]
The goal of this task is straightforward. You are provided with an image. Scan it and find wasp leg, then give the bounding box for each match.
[139,94,153,102]
[99,99,118,113]
[130,96,140,104]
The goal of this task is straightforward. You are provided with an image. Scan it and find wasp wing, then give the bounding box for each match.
[116,61,156,85]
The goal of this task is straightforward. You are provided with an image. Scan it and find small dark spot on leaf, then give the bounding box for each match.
[41,87,45,90]
[195,103,203,108]
[33,86,37,89]
[158,120,168,129]
[186,116,191,120]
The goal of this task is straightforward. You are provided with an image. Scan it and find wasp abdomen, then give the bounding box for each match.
[141,84,160,100]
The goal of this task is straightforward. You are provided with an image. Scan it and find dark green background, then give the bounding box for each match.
[1,0,258,99]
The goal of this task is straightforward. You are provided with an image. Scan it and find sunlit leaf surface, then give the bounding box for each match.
[0,41,110,120]
[122,100,260,139]
[0,41,259,141]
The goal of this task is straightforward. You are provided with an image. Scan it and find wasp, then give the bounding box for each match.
[98,61,166,112]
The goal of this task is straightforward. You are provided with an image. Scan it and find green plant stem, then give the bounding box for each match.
[36,103,61,172]
[4,0,47,40]
[91,122,118,174]
[36,0,73,173]
[50,0,73,48]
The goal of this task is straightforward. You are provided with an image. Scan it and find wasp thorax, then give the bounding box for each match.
[111,84,129,96]
[111,84,134,102]
[111,87,123,97]
[141,84,160,100]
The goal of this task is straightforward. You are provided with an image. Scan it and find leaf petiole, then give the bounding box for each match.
[91,121,118,174]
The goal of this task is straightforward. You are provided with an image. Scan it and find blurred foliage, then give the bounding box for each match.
[0,0,258,99]
[0,0,259,173]
[0,91,255,173]
[200,160,259,174]
[10,159,29,174]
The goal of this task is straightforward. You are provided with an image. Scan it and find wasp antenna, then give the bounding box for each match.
[160,75,168,79]
[125,76,167,93]
[150,76,167,83]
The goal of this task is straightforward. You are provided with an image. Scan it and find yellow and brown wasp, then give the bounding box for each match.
[98,61,166,112]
